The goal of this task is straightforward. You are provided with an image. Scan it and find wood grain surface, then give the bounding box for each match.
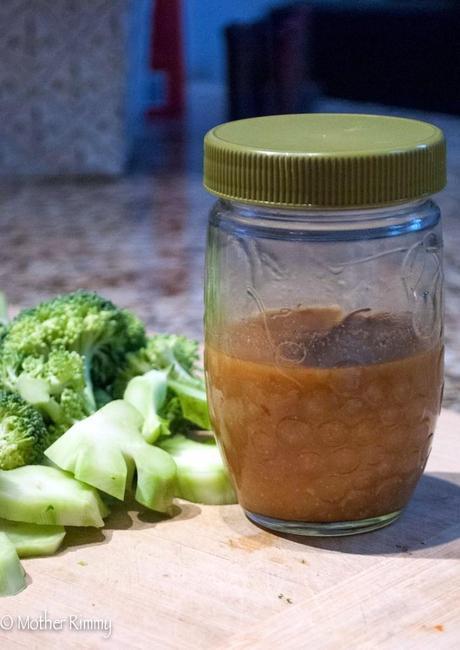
[1,410,459,649]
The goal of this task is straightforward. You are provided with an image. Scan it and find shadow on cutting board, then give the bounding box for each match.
[220,472,460,560]
[60,500,201,554]
[277,472,460,559]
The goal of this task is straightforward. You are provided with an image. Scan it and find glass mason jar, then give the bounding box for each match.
[203,114,446,536]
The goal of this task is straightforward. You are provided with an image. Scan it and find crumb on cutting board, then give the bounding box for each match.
[278,593,293,604]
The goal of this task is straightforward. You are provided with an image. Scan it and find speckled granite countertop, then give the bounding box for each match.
[0,100,459,410]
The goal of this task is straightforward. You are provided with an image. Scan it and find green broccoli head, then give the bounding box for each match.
[0,291,146,438]
[113,333,209,433]
[0,392,47,470]
[112,333,200,398]
[146,334,200,375]
[2,290,146,390]
[2,349,95,444]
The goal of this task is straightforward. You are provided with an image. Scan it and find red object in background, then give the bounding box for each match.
[147,0,185,119]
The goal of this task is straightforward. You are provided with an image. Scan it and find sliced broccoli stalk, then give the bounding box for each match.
[0,392,48,470]
[0,532,26,596]
[0,465,109,527]
[45,400,177,513]
[159,395,192,435]
[0,519,65,558]
[158,435,236,505]
[123,369,169,443]
[167,378,211,431]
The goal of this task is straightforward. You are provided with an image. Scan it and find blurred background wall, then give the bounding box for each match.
[184,0,294,82]
[1,0,459,177]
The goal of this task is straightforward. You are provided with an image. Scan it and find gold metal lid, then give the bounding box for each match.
[203,114,446,209]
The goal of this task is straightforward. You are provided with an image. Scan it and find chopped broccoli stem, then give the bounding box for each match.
[167,378,211,431]
[82,357,97,413]
[16,375,67,426]
[0,532,26,596]
[123,369,169,443]
[45,401,177,513]
[158,435,236,505]
[0,519,65,557]
[159,394,193,435]
[0,465,109,527]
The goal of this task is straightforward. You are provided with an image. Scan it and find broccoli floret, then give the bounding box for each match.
[1,290,146,401]
[113,333,200,396]
[7,349,93,443]
[45,400,177,513]
[0,392,47,469]
[113,333,210,432]
[2,349,93,443]
[146,334,200,375]
[146,336,210,429]
[0,291,146,438]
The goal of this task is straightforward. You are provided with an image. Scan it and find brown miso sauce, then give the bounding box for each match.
[205,308,443,522]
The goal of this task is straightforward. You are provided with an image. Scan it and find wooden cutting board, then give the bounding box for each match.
[2,410,459,649]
